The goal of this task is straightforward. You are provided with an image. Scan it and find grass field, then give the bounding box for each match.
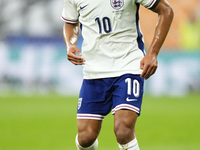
[0,93,200,150]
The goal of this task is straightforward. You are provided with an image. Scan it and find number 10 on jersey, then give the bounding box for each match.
[95,17,112,34]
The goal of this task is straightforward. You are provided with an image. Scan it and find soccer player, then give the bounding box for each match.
[62,0,173,149]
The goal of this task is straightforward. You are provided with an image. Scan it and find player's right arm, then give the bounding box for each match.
[63,22,85,65]
[62,0,85,65]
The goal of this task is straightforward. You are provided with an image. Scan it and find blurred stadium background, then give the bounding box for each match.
[0,0,200,150]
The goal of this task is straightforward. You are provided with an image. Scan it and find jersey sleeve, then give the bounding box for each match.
[136,0,160,10]
[61,0,79,23]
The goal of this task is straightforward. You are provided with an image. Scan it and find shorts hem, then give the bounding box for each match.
[112,104,140,115]
[77,113,105,120]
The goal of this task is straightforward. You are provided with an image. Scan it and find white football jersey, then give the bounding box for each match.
[62,0,160,79]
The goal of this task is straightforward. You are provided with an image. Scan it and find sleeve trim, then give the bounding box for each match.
[61,16,78,23]
[147,0,160,10]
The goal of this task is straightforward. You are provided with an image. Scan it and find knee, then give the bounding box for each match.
[78,130,98,148]
[114,121,135,144]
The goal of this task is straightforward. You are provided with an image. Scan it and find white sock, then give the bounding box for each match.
[75,134,98,150]
[118,138,140,150]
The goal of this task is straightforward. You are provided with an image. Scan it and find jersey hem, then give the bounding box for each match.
[83,70,143,79]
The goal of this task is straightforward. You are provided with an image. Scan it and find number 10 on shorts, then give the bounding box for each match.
[125,78,140,98]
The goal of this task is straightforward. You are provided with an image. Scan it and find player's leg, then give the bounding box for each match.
[114,110,139,150]
[111,74,144,150]
[76,119,102,150]
[75,78,113,150]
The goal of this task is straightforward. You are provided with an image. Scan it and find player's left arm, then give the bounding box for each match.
[140,0,174,79]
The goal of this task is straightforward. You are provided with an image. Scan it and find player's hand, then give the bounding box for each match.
[140,54,158,80]
[67,44,85,65]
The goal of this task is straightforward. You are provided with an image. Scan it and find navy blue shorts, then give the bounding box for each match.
[77,74,144,120]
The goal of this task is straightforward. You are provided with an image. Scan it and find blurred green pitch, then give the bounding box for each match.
[0,93,200,150]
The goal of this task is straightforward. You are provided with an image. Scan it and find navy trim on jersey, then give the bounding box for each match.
[135,3,145,56]
[80,22,82,31]
[149,0,160,10]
